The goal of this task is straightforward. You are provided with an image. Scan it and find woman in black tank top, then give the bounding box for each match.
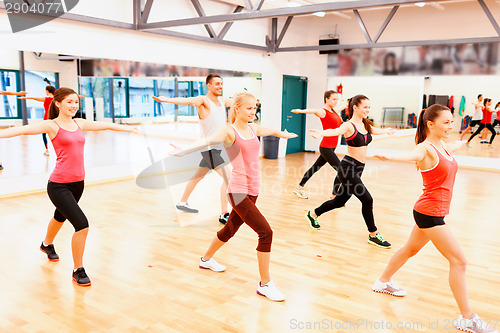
[305,95,396,249]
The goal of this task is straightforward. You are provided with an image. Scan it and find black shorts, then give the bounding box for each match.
[413,210,445,229]
[199,149,225,170]
[469,120,481,127]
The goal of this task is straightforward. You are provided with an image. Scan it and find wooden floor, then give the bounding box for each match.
[0,150,499,332]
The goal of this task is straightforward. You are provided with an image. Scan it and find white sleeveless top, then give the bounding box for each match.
[472,103,483,120]
[200,97,227,138]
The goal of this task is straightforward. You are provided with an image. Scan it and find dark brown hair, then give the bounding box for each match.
[45,85,56,94]
[206,73,222,85]
[323,90,337,103]
[415,104,451,144]
[348,94,373,134]
[48,87,78,119]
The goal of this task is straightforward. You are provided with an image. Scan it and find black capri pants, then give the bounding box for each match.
[47,180,89,232]
[299,146,342,195]
[314,155,377,233]
[468,123,496,144]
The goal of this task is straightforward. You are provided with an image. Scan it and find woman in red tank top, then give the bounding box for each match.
[171,91,297,302]
[466,98,496,148]
[18,85,56,156]
[1,88,140,287]
[372,105,496,333]
[291,90,343,200]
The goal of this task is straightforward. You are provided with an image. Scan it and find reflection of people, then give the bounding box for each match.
[466,98,496,148]
[0,87,141,286]
[356,49,376,76]
[172,91,296,302]
[382,52,398,75]
[18,85,55,156]
[306,95,394,249]
[492,102,500,129]
[254,99,261,121]
[153,74,231,224]
[460,94,483,140]
[372,105,496,333]
[338,49,356,76]
[292,90,342,200]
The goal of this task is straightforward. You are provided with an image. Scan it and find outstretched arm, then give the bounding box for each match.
[310,122,350,139]
[444,140,466,153]
[170,126,233,156]
[77,119,141,134]
[18,96,45,102]
[152,95,205,108]
[291,108,325,118]
[0,122,51,138]
[371,126,396,135]
[374,144,427,162]
[250,124,297,139]
[0,91,27,96]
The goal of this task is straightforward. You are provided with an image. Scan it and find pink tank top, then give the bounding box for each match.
[226,125,261,196]
[413,141,458,217]
[49,121,86,183]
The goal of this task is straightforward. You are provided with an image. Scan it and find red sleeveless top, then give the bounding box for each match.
[49,121,86,183]
[319,108,342,148]
[413,142,458,217]
[43,97,53,120]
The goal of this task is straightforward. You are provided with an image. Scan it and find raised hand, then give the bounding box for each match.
[310,129,322,139]
[152,96,167,103]
[373,154,391,161]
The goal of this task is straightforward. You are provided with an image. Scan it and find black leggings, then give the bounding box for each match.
[493,120,500,128]
[314,156,377,233]
[47,181,89,232]
[299,146,341,195]
[468,123,496,144]
[42,133,48,150]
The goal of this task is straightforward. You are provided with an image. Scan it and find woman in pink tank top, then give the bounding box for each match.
[171,91,297,302]
[371,105,496,333]
[0,87,140,287]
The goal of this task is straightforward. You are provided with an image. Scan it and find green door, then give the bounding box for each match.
[281,75,307,154]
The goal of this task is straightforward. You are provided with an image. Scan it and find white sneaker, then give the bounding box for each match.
[455,313,498,333]
[199,257,226,272]
[372,278,406,297]
[293,189,308,199]
[257,280,286,301]
[176,202,199,213]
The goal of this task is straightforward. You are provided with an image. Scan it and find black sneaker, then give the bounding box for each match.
[40,242,59,262]
[219,212,229,224]
[176,202,199,213]
[0,163,3,170]
[368,232,391,249]
[72,267,91,286]
[306,211,321,230]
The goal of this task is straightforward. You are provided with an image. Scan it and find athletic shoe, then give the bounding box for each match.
[0,163,3,170]
[466,142,471,148]
[256,280,286,301]
[488,145,495,149]
[199,257,226,272]
[368,232,391,248]
[305,211,320,230]
[40,242,59,262]
[455,313,498,333]
[480,140,488,144]
[293,189,308,199]
[44,151,49,156]
[72,267,91,286]
[176,202,199,213]
[219,212,230,224]
[372,278,406,296]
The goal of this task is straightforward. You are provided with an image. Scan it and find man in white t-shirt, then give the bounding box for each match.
[153,74,232,224]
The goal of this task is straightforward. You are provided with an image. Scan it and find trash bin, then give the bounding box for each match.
[263,136,279,159]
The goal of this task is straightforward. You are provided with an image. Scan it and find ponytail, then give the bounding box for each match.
[48,87,78,119]
[348,94,373,134]
[415,104,451,144]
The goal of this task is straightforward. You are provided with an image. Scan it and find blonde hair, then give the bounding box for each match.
[229,91,255,124]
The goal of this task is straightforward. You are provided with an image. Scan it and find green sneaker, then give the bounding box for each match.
[368,232,391,249]
[306,211,320,230]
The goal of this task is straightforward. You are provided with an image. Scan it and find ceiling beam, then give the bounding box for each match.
[244,0,254,11]
[276,16,293,48]
[353,9,372,43]
[253,0,265,11]
[138,0,443,30]
[218,5,245,40]
[277,36,500,52]
[477,0,500,36]
[141,0,154,24]
[372,5,399,43]
[191,0,217,38]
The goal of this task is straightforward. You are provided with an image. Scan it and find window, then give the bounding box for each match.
[0,70,20,118]
[25,70,58,119]
[129,78,154,118]
[156,79,176,116]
